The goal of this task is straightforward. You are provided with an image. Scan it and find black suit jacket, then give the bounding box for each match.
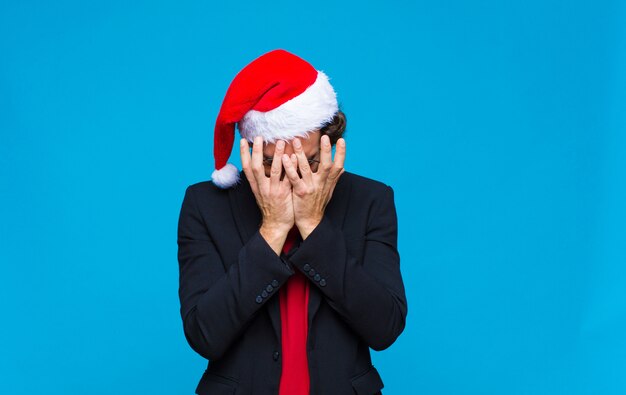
[177,170,408,394]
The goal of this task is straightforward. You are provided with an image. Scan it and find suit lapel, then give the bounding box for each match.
[228,170,353,342]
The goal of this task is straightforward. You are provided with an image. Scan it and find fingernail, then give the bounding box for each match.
[293,139,301,148]
[240,139,245,147]
[277,140,284,149]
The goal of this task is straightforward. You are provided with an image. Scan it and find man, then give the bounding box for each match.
[177,49,407,394]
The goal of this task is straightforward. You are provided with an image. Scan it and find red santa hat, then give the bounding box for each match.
[211,48,339,189]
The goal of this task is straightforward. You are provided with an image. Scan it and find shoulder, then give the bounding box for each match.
[185,179,228,196]
[342,170,393,200]
[181,178,232,214]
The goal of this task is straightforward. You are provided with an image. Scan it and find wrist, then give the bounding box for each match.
[260,221,293,236]
[296,216,322,240]
[259,222,292,256]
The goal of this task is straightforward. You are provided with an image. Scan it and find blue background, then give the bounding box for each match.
[1,0,625,394]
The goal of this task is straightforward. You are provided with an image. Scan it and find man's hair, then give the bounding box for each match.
[319,109,347,146]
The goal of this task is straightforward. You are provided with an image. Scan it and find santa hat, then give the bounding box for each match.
[211,49,339,189]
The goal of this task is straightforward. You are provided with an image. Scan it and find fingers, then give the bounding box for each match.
[329,137,346,181]
[290,153,298,170]
[240,138,251,172]
[282,152,306,194]
[240,138,259,195]
[251,135,266,183]
[270,140,285,191]
[292,138,313,184]
[318,134,333,176]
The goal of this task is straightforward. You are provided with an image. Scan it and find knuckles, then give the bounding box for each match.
[294,186,314,197]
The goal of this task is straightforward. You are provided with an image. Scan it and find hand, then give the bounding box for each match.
[281,135,346,239]
[240,136,294,254]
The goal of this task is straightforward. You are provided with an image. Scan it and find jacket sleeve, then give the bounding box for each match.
[177,185,295,361]
[285,185,407,351]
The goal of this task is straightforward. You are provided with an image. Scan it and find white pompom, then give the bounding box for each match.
[211,163,241,189]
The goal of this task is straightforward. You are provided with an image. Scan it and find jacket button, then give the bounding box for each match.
[303,263,311,272]
[256,295,263,303]
[271,279,279,287]
[266,284,274,292]
[314,274,321,282]
[319,279,326,287]
[261,290,268,298]
[308,268,316,276]
[273,351,280,361]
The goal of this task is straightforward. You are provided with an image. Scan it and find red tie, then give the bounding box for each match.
[278,225,310,395]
